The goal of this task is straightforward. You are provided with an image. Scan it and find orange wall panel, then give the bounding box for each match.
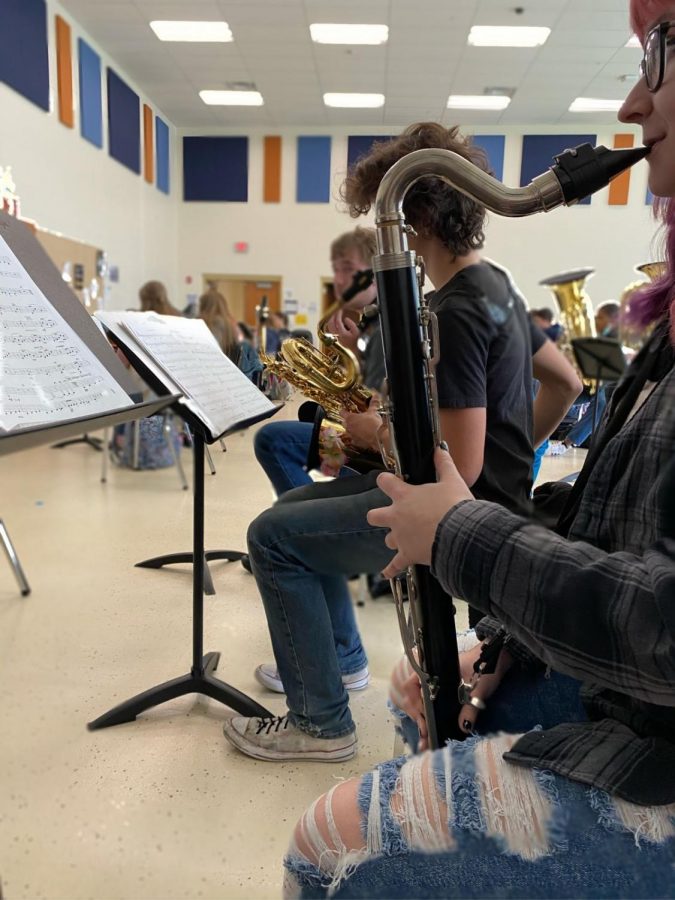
[608,133,635,206]
[263,135,282,202]
[143,104,154,184]
[55,16,74,128]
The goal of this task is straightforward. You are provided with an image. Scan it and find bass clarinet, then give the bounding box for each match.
[372,141,649,749]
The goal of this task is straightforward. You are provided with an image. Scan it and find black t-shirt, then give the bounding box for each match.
[431,261,546,516]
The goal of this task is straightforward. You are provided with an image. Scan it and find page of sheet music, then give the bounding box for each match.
[0,236,132,431]
[120,314,274,438]
[95,311,185,397]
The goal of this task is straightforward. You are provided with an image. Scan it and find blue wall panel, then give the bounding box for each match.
[521,134,596,205]
[156,117,170,194]
[347,135,394,171]
[296,136,331,203]
[0,0,49,111]
[472,135,506,182]
[107,68,140,174]
[183,137,248,201]
[78,39,103,148]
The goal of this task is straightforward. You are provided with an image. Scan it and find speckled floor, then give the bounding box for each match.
[0,402,585,899]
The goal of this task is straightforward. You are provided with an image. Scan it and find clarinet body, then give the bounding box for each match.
[372,141,649,749]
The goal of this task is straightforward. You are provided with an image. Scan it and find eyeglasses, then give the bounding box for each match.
[639,21,675,92]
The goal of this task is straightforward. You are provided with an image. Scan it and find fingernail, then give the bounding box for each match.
[462,719,474,734]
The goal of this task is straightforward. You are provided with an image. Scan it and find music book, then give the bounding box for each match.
[0,213,144,438]
[95,311,275,440]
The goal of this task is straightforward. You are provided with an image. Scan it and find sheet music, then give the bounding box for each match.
[107,313,273,438]
[0,235,132,431]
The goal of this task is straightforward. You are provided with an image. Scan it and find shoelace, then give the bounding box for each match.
[255,715,290,735]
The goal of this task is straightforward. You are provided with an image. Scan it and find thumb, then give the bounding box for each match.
[434,445,459,482]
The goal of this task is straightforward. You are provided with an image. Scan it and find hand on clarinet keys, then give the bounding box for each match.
[458,644,514,735]
[367,446,474,578]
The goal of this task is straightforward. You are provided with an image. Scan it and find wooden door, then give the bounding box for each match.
[244,281,281,326]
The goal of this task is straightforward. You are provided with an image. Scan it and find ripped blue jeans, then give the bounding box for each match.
[284,668,675,898]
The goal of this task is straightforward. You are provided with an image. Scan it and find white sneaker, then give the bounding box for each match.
[254,663,370,694]
[546,440,569,457]
[222,714,357,762]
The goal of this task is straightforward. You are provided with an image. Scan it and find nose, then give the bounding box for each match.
[618,76,652,125]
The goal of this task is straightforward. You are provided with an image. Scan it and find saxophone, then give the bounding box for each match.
[373,141,649,749]
[259,280,371,419]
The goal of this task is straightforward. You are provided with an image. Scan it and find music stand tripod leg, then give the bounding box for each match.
[51,433,104,451]
[88,430,272,730]
[0,519,30,596]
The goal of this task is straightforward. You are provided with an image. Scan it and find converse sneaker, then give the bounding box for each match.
[222,714,357,762]
[254,663,370,694]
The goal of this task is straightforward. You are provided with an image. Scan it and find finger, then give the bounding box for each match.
[375,471,407,500]
[382,553,408,579]
[434,446,460,481]
[366,505,392,527]
[459,703,480,735]
[383,531,399,550]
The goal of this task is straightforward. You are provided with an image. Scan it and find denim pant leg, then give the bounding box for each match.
[565,387,607,447]
[253,421,314,495]
[247,476,395,738]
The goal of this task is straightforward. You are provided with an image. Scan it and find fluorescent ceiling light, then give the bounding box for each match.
[447,94,511,110]
[569,97,623,112]
[625,34,642,48]
[310,24,388,44]
[323,92,385,108]
[150,20,233,42]
[200,90,263,106]
[468,26,550,47]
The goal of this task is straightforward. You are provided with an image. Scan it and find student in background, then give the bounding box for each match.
[138,280,181,316]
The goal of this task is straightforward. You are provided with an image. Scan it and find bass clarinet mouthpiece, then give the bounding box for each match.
[551,143,650,205]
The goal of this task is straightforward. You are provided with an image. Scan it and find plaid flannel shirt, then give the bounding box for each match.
[433,321,675,805]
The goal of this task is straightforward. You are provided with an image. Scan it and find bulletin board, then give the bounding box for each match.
[34,228,104,312]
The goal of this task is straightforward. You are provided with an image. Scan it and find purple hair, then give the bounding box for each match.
[627,0,675,337]
[627,198,675,335]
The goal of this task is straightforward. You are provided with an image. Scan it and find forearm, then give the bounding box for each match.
[532,383,577,447]
[432,501,675,706]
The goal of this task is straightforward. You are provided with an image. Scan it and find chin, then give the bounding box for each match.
[648,176,675,199]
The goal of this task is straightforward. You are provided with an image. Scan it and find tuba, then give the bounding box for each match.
[372,141,648,748]
[539,268,597,386]
[619,261,667,351]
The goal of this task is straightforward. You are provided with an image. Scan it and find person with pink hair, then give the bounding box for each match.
[280,1,675,896]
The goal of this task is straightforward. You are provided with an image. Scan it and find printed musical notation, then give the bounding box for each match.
[0,236,132,431]
[119,314,273,438]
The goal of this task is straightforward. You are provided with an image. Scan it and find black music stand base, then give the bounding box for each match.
[88,651,270,729]
[136,550,245,597]
[89,430,272,730]
[51,433,104,451]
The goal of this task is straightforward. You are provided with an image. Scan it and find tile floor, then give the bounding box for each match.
[0,401,585,899]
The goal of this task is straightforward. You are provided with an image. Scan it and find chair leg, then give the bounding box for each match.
[0,519,30,596]
[164,416,189,490]
[205,444,216,476]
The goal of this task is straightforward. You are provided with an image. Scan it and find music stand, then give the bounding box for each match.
[51,432,104,452]
[572,337,626,436]
[88,320,280,730]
